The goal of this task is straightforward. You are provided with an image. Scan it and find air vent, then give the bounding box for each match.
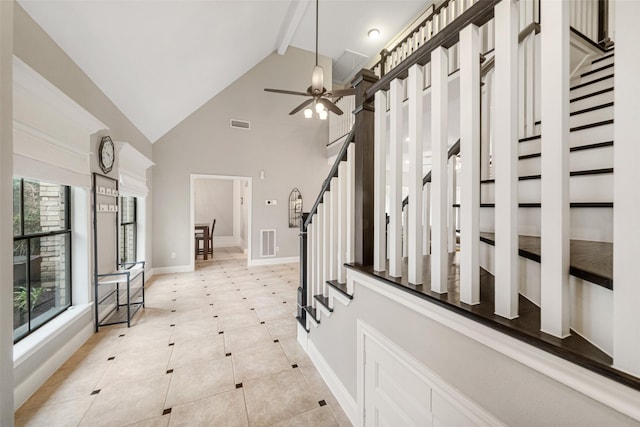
[260,229,276,258]
[230,119,251,130]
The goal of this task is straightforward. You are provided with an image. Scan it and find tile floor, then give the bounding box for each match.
[16,247,351,427]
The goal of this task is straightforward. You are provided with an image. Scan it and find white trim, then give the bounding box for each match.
[13,56,106,135]
[247,256,299,267]
[329,286,352,307]
[212,236,241,248]
[357,320,506,427]
[14,120,89,158]
[317,301,332,318]
[349,269,640,421]
[13,304,93,409]
[149,264,192,277]
[307,339,358,425]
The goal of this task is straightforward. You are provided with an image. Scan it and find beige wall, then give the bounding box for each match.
[152,47,331,266]
[194,178,233,236]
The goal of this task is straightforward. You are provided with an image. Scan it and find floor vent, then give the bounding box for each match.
[260,229,276,257]
[230,119,251,130]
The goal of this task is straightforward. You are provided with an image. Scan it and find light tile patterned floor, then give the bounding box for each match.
[16,247,351,427]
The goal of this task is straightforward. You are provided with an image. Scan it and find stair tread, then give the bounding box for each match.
[570,74,614,91]
[580,62,614,78]
[303,305,320,322]
[479,232,612,289]
[327,280,353,299]
[313,294,333,312]
[570,87,613,104]
[479,202,612,208]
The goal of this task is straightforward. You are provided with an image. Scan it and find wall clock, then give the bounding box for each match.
[98,136,115,174]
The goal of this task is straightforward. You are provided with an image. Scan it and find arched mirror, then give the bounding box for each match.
[288,188,303,228]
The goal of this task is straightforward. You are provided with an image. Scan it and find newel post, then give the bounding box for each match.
[351,69,378,266]
[297,213,309,326]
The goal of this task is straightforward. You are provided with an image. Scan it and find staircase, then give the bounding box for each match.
[297,0,640,424]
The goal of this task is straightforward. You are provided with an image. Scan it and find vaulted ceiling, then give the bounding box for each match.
[18,0,430,143]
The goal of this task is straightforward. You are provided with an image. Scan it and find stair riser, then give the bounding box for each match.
[479,207,612,242]
[519,123,613,157]
[571,89,614,112]
[575,65,615,85]
[518,145,613,176]
[480,174,612,204]
[570,77,614,99]
[570,106,614,128]
[588,54,615,68]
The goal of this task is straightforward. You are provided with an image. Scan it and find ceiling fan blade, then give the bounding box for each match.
[289,98,314,115]
[318,98,344,115]
[326,88,355,98]
[264,88,310,97]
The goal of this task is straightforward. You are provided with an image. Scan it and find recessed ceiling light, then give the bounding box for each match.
[368,29,380,39]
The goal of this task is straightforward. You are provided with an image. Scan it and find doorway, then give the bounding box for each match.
[189,174,251,271]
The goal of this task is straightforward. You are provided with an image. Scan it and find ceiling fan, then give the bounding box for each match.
[264,0,355,118]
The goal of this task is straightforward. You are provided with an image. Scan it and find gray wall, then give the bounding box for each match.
[309,276,639,426]
[194,178,233,236]
[152,47,330,267]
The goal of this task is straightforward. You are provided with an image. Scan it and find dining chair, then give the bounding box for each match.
[195,219,216,257]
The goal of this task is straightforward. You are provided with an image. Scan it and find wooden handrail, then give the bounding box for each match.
[366,0,500,99]
[303,127,355,230]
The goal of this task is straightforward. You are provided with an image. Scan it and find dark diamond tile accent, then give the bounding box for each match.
[169,343,175,346]
[166,369,174,374]
[250,308,255,311]
[163,408,172,415]
[273,339,279,343]
[272,292,276,294]
[210,303,214,306]
[226,352,232,357]
[242,297,247,300]
[173,290,176,292]
[206,293,210,296]
[292,364,298,369]
[171,310,176,312]
[219,331,224,335]
[318,400,327,407]
[118,334,125,337]
[172,299,176,301]
[170,324,175,327]
[235,383,243,389]
[107,356,115,361]
[282,301,287,304]
[213,315,218,318]
[260,321,265,324]
[236,289,240,291]
[264,284,267,287]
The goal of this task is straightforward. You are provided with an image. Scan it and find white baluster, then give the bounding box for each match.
[460,23,481,305]
[308,221,314,310]
[374,90,388,272]
[402,206,408,258]
[408,63,424,284]
[423,183,431,255]
[540,0,570,338]
[322,192,330,297]
[329,177,338,282]
[314,208,322,306]
[389,78,404,277]
[494,0,519,319]
[345,143,355,264]
[337,161,347,283]
[431,47,449,294]
[448,156,457,253]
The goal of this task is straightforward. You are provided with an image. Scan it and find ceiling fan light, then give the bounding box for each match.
[315,102,325,114]
[319,110,328,120]
[304,108,313,119]
[311,65,324,93]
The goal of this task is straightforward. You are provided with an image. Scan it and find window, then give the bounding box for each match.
[120,196,137,265]
[13,178,71,343]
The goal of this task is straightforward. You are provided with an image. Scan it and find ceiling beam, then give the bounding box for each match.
[277,0,312,55]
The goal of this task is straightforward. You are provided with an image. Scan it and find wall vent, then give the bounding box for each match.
[260,229,276,258]
[230,119,251,130]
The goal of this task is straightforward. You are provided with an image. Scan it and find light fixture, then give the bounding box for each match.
[319,110,328,120]
[304,108,313,119]
[315,102,325,114]
[368,28,380,39]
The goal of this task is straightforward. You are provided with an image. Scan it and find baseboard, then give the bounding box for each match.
[213,236,241,248]
[307,339,358,426]
[149,264,191,277]
[248,256,299,267]
[13,304,94,409]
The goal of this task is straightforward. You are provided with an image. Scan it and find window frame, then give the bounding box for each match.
[119,195,137,266]
[13,178,72,343]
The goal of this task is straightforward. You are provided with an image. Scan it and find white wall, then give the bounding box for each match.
[194,178,233,236]
[152,46,331,267]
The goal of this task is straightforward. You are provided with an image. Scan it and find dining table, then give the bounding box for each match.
[195,223,210,260]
